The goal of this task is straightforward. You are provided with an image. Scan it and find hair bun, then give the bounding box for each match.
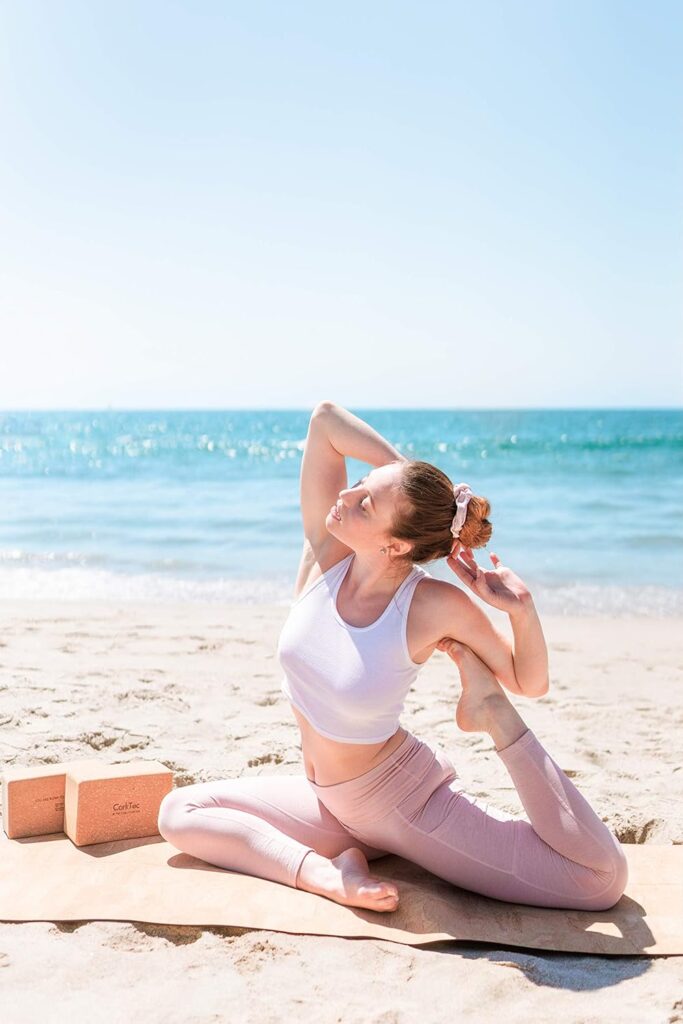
[457,495,492,549]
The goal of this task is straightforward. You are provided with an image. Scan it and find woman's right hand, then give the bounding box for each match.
[446,548,534,616]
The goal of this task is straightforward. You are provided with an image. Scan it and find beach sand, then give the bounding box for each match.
[1,599,682,1022]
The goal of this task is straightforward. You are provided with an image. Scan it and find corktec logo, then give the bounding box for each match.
[113,801,141,811]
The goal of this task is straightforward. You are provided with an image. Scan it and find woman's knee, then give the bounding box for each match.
[601,843,629,908]
[581,844,629,911]
[157,787,193,841]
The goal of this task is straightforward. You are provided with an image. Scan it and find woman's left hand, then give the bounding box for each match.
[446,546,533,614]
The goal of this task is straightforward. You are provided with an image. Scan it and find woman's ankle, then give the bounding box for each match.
[295,849,320,889]
[483,695,528,752]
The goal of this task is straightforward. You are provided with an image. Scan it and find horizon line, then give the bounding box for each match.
[0,405,680,414]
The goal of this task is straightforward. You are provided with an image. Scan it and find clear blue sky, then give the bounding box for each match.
[1,1,681,409]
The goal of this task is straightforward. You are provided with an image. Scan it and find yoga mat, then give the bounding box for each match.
[0,832,679,954]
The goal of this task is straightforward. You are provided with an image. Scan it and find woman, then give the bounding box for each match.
[158,401,628,914]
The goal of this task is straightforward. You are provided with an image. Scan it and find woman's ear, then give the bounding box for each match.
[390,539,414,559]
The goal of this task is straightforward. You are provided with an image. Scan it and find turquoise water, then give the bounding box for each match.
[1,408,681,615]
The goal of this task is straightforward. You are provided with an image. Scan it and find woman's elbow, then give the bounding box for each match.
[521,677,550,699]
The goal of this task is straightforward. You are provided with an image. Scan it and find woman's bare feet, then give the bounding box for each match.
[437,639,528,751]
[296,847,400,912]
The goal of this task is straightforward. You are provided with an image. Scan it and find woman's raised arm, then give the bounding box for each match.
[315,401,408,468]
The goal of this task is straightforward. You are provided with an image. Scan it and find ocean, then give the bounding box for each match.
[1,408,681,616]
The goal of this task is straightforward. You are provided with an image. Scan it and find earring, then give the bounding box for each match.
[380,547,387,554]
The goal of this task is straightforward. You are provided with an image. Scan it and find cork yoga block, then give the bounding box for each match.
[1,759,102,840]
[64,760,174,847]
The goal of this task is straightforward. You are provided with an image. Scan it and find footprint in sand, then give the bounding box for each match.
[79,731,119,751]
[247,752,284,767]
[158,761,196,786]
[119,735,151,752]
[613,817,662,843]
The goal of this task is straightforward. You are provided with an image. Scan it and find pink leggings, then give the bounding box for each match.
[157,728,628,911]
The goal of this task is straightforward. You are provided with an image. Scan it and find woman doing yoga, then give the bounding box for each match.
[158,401,628,914]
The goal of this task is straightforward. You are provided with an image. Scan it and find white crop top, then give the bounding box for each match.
[277,553,432,744]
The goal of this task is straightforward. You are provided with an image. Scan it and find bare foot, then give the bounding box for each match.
[297,847,400,912]
[437,639,526,748]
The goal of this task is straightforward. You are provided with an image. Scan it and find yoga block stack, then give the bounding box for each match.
[1,759,100,840]
[1,759,174,845]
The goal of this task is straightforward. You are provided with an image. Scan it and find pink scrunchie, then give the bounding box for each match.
[450,482,473,539]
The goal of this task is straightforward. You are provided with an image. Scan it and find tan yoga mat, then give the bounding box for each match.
[0,831,680,954]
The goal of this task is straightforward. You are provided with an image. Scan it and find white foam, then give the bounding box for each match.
[0,566,680,617]
[0,566,292,606]
[530,580,683,617]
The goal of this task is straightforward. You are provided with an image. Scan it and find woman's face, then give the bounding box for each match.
[326,461,406,553]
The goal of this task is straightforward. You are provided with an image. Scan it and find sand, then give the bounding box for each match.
[1,598,682,1023]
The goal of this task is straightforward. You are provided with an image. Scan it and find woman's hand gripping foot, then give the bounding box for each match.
[296,847,400,913]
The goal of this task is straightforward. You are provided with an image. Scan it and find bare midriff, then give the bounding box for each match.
[290,701,411,786]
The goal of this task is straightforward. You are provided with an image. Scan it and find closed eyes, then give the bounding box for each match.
[351,477,371,513]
